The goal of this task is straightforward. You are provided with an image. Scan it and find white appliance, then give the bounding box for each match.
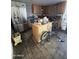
[11,1,27,32]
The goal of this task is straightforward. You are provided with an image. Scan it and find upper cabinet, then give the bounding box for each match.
[32,4,49,16]
[32,4,42,15]
[55,2,66,14]
[32,1,66,16]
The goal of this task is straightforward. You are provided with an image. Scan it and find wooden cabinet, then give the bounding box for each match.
[32,4,42,15]
[32,4,48,16]
[55,2,66,14]
[46,1,66,15]
[46,5,56,16]
[32,2,66,16]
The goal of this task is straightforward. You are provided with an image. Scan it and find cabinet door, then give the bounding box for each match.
[55,2,66,14]
[32,4,42,15]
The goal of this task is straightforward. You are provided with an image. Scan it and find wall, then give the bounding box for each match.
[26,2,32,17]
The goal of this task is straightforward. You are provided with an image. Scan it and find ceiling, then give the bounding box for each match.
[12,0,66,5]
[32,0,65,5]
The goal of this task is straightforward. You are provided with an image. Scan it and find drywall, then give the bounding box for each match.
[26,2,32,17]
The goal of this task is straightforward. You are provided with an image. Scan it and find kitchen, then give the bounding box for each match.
[11,0,67,59]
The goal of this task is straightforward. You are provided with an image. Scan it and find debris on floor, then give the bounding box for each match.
[13,30,67,59]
